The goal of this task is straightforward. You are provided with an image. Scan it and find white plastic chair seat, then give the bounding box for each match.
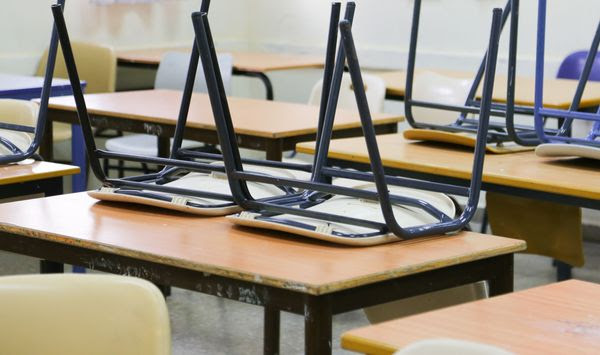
[105,134,203,157]
[395,338,514,355]
[308,72,386,113]
[0,274,170,355]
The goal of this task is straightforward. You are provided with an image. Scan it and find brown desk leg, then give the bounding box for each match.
[158,136,170,158]
[305,295,332,355]
[487,254,514,297]
[265,140,283,161]
[264,305,280,354]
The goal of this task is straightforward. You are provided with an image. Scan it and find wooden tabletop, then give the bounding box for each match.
[342,280,600,355]
[380,69,600,109]
[117,48,324,72]
[45,89,401,139]
[0,161,80,185]
[0,192,524,295]
[296,133,600,201]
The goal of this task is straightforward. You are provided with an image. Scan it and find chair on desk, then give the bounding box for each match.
[0,274,170,355]
[102,51,233,177]
[36,41,117,144]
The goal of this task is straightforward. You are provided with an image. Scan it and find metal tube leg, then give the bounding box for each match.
[304,295,332,355]
[40,260,64,274]
[233,69,274,100]
[556,261,573,281]
[264,305,280,355]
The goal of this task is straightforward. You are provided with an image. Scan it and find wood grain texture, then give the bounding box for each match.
[380,69,600,109]
[116,48,324,72]
[0,193,524,295]
[45,89,401,139]
[296,133,600,201]
[0,161,79,185]
[342,280,600,355]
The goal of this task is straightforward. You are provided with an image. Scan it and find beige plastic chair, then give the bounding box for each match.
[0,99,40,155]
[36,41,117,141]
[0,274,170,355]
[308,72,386,113]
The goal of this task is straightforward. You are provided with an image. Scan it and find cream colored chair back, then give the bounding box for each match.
[411,70,472,125]
[308,72,386,113]
[36,41,116,94]
[0,99,40,154]
[0,274,171,355]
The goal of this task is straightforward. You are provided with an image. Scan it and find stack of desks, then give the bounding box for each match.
[0,192,525,354]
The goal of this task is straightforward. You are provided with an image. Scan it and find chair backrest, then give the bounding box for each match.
[36,41,116,93]
[154,51,233,94]
[0,274,171,355]
[556,50,600,81]
[308,72,386,113]
[410,71,472,125]
[0,99,40,154]
[556,51,600,139]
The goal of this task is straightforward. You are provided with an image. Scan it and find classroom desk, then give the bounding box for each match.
[117,49,324,100]
[0,192,525,354]
[0,161,79,200]
[0,73,88,193]
[41,89,400,161]
[0,74,74,100]
[380,69,600,109]
[341,280,600,355]
[297,133,600,209]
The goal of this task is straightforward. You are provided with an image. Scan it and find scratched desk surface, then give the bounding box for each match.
[0,193,524,295]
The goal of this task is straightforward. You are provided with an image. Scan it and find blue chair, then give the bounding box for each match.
[557,50,600,80]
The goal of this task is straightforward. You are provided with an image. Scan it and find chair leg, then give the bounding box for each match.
[141,163,150,174]
[480,209,488,234]
[118,160,125,178]
[103,158,110,178]
[555,260,573,281]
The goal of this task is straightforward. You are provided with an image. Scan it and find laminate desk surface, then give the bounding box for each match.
[0,161,80,186]
[117,48,324,72]
[380,69,600,109]
[342,280,600,355]
[45,89,401,139]
[296,133,600,202]
[0,192,524,295]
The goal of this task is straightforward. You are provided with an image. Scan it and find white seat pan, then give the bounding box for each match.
[105,134,202,157]
[228,184,456,246]
[0,129,33,156]
[89,163,311,216]
[535,143,600,160]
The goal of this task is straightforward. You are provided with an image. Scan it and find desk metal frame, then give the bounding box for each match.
[0,230,513,354]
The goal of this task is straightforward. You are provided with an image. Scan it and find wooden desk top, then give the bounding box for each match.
[0,193,524,295]
[45,89,401,139]
[342,280,600,355]
[116,48,324,72]
[380,69,600,109]
[296,134,600,201]
[0,161,80,185]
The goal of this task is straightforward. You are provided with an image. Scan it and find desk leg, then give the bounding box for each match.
[71,124,87,192]
[233,69,274,101]
[265,140,283,161]
[264,305,280,354]
[486,254,514,297]
[304,295,332,355]
[40,260,64,274]
[40,121,54,161]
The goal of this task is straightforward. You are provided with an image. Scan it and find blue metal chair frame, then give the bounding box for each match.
[0,0,63,164]
[48,0,312,211]
[404,0,551,147]
[534,0,600,146]
[189,3,502,240]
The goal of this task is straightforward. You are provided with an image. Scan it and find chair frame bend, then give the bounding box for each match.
[534,0,600,147]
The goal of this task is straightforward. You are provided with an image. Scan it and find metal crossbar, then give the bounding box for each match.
[534,0,600,146]
[0,0,64,164]
[190,3,503,240]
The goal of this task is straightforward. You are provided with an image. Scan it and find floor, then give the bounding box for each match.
[1,242,599,354]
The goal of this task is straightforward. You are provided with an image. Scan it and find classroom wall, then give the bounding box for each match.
[0,0,250,75]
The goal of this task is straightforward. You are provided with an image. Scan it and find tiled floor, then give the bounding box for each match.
[1,242,599,354]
